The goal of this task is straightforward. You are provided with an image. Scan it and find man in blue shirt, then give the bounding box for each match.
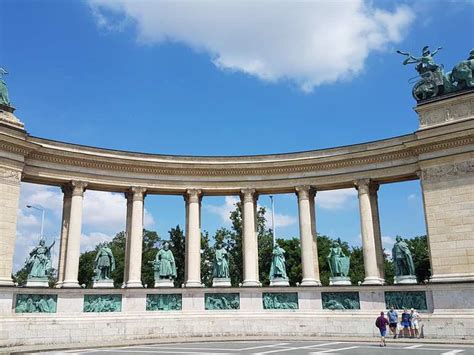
[387,306,398,339]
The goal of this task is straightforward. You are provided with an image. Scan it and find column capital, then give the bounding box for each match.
[240,188,257,203]
[61,183,73,198]
[369,182,380,194]
[295,185,315,200]
[130,186,147,201]
[70,180,87,197]
[186,189,202,203]
[354,178,370,194]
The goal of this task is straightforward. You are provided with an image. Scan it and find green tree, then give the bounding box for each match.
[404,235,431,283]
[276,238,301,286]
[348,246,365,285]
[168,225,186,287]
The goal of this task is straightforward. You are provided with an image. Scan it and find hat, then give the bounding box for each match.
[411,308,414,311]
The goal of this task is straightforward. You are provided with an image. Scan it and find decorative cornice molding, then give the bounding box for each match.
[422,160,474,182]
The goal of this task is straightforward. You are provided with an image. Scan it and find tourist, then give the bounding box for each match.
[410,308,422,338]
[400,309,411,338]
[375,311,389,347]
[387,306,398,339]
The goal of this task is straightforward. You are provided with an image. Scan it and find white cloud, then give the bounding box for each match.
[88,0,414,92]
[317,188,357,210]
[382,235,396,258]
[81,232,114,252]
[263,209,297,229]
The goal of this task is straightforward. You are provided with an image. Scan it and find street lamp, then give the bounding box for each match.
[269,195,276,246]
[26,204,45,241]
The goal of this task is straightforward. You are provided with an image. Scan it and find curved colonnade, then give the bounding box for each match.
[0,92,473,348]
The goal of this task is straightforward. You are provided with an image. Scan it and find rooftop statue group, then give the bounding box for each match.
[397,46,474,101]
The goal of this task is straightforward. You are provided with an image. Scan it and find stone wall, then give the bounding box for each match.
[0,284,472,348]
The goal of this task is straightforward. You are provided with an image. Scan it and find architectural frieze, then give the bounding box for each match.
[422,160,474,182]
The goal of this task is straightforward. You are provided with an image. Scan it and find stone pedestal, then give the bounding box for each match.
[329,277,351,286]
[212,278,231,287]
[394,275,417,285]
[93,279,114,288]
[26,278,49,288]
[270,278,289,286]
[154,279,174,288]
[0,104,24,130]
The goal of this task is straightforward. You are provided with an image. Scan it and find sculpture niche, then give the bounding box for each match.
[93,246,116,288]
[397,46,474,102]
[327,242,351,285]
[150,242,177,287]
[25,239,55,287]
[392,236,416,284]
[269,243,289,286]
[212,243,231,287]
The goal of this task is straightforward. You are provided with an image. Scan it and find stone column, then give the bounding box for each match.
[355,179,383,285]
[369,183,385,282]
[123,191,133,286]
[241,188,260,287]
[55,184,73,288]
[62,181,87,288]
[125,187,146,288]
[296,186,321,286]
[184,189,202,287]
[0,166,22,286]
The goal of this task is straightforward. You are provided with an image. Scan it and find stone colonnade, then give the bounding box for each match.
[49,180,386,288]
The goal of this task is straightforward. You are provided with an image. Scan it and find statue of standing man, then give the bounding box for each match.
[269,243,289,286]
[212,242,231,287]
[151,242,177,287]
[392,236,417,284]
[0,68,11,107]
[26,239,55,287]
[93,246,115,288]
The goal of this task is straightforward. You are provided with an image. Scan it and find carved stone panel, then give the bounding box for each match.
[416,94,473,129]
[422,160,474,182]
[205,293,240,310]
[385,291,427,310]
[146,294,182,311]
[83,294,122,312]
[15,294,57,313]
[322,292,360,310]
[262,292,298,310]
[0,167,21,185]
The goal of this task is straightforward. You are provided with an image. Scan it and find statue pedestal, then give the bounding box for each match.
[0,104,24,130]
[26,277,49,287]
[154,279,174,288]
[212,278,231,287]
[394,275,417,285]
[270,277,289,286]
[93,279,114,288]
[329,277,351,286]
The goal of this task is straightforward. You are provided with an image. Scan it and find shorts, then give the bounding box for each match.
[401,321,410,328]
[411,321,419,330]
[389,323,397,329]
[379,328,387,337]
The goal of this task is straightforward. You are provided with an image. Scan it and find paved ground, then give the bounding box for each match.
[36,340,474,354]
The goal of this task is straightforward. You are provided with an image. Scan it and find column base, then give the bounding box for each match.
[212,278,231,287]
[362,277,384,285]
[242,280,260,287]
[0,277,14,287]
[300,278,322,286]
[430,273,474,283]
[54,281,63,288]
[184,280,203,288]
[125,281,143,288]
[62,280,81,288]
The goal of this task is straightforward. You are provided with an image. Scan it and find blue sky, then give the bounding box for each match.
[2,0,473,271]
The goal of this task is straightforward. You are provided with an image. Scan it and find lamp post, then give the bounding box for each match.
[26,204,45,241]
[269,195,276,246]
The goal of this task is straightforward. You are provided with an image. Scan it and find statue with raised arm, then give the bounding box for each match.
[93,246,115,281]
[26,239,55,285]
[397,46,443,75]
[0,67,11,106]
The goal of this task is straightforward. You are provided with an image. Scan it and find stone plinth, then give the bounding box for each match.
[93,279,114,288]
[270,278,289,286]
[329,277,351,286]
[394,275,417,285]
[26,278,49,288]
[0,104,24,130]
[212,278,231,287]
[154,279,174,288]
